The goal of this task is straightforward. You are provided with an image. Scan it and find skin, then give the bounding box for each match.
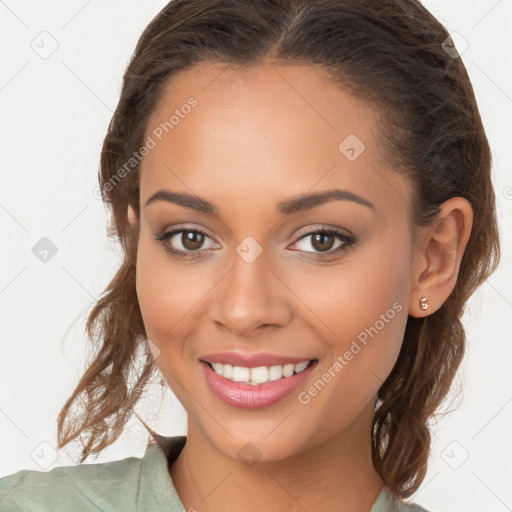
[127,62,473,512]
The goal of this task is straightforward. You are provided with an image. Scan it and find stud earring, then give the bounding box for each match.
[419,297,430,311]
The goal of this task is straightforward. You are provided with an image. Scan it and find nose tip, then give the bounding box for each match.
[215,318,276,338]
[208,258,293,337]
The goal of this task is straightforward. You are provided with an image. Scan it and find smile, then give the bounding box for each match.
[199,353,318,409]
[205,360,311,385]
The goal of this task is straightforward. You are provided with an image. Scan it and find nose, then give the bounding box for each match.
[209,250,293,337]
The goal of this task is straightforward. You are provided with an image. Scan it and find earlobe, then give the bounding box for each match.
[408,197,473,318]
[127,204,138,225]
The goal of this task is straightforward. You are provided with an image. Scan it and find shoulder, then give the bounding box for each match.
[372,487,432,512]
[395,501,431,512]
[0,450,147,512]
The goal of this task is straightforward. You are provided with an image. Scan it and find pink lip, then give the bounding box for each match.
[201,359,317,409]
[200,351,312,367]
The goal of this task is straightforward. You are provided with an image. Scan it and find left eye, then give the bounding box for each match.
[290,229,356,255]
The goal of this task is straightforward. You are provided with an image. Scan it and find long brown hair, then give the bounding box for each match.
[57,0,500,498]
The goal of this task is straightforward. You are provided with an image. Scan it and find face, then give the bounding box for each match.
[131,62,419,462]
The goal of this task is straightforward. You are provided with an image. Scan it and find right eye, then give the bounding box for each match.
[154,228,220,259]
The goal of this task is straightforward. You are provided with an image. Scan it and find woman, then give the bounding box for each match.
[0,0,500,511]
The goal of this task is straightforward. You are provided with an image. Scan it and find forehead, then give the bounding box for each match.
[139,62,411,220]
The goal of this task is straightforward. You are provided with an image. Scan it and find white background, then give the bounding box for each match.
[1,1,511,511]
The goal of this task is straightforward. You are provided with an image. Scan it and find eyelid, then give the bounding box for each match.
[157,223,219,243]
[292,224,354,241]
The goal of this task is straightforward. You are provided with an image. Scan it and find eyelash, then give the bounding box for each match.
[153,226,357,260]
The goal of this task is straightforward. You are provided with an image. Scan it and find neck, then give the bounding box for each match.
[169,402,383,512]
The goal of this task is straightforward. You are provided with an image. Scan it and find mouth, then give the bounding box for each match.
[202,359,314,385]
[199,355,318,409]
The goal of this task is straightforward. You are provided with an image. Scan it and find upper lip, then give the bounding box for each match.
[200,351,314,367]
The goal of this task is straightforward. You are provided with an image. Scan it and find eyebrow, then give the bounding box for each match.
[144,188,375,215]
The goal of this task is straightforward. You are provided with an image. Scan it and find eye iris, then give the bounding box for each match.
[311,232,334,252]
[182,231,204,250]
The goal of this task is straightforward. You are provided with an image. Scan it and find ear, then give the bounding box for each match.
[127,204,138,225]
[408,197,473,318]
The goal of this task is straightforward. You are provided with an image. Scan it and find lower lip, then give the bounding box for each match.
[201,360,317,409]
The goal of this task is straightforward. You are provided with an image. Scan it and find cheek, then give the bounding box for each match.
[304,236,410,337]
[134,239,211,349]
[298,236,412,420]
[299,233,412,387]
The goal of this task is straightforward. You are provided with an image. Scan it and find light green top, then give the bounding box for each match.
[0,435,429,511]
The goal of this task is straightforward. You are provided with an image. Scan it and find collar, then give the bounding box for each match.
[136,434,187,512]
[137,431,421,512]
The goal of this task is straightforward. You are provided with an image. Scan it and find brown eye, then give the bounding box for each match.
[290,228,356,257]
[181,230,205,250]
[154,227,219,259]
[311,232,335,252]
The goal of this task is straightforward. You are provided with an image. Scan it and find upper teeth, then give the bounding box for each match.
[210,361,311,385]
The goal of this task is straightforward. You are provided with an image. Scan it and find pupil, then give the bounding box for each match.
[182,231,204,250]
[312,233,334,252]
